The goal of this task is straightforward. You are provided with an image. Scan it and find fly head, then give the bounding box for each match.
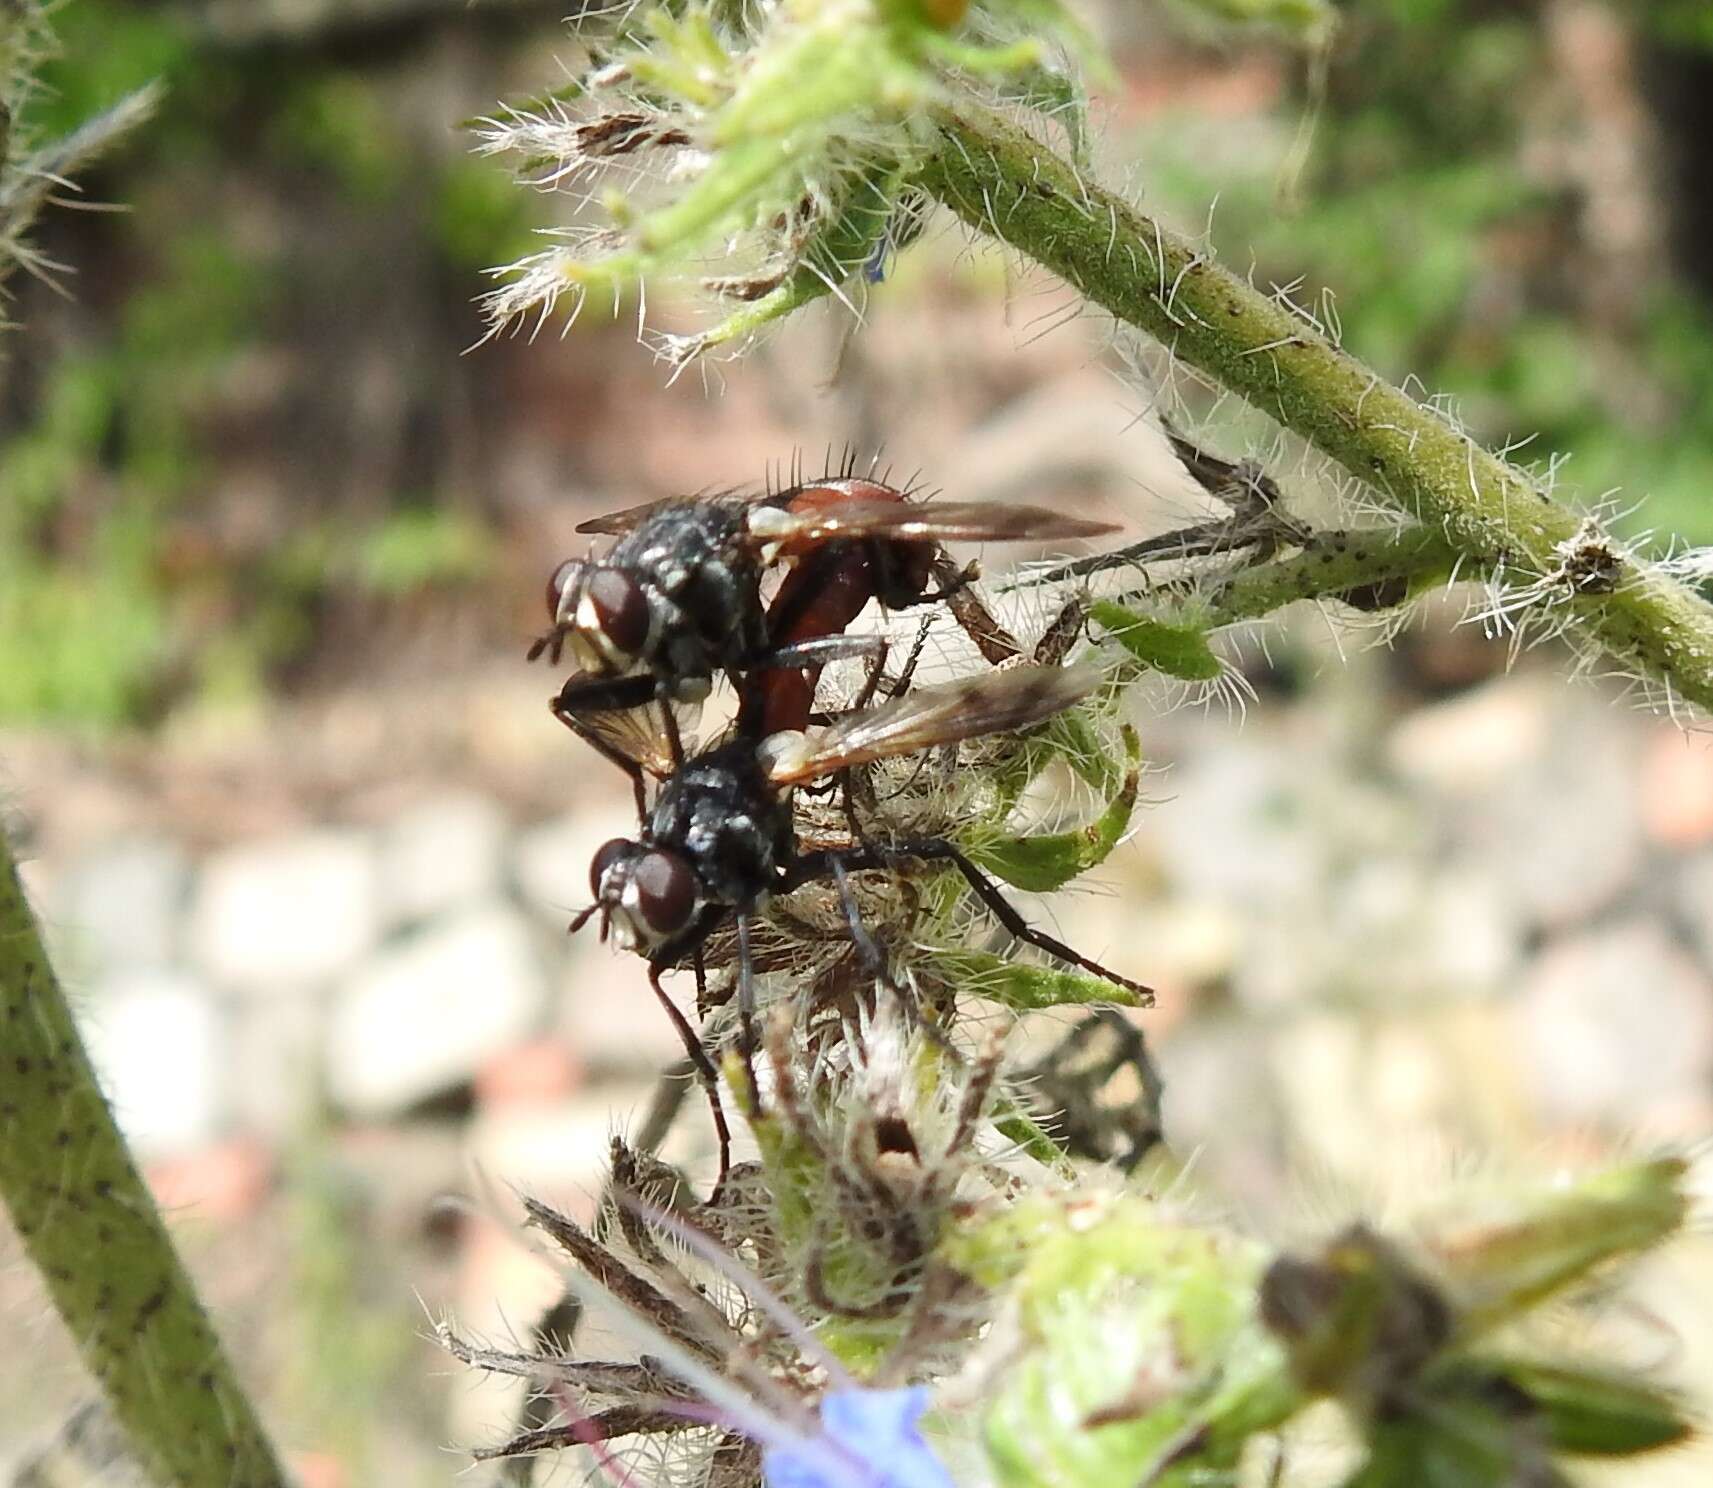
[587,837,702,954]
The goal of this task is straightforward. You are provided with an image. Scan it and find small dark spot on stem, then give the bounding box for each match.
[135,1284,168,1332]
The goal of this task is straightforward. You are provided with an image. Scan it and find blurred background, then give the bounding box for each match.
[6,1,1713,1482]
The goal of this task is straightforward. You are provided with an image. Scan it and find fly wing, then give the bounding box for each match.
[750,497,1117,550]
[553,677,684,780]
[575,489,758,536]
[760,663,1100,786]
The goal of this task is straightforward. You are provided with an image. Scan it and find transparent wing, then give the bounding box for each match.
[751,496,1117,551]
[761,663,1100,787]
[552,676,685,780]
[575,490,760,536]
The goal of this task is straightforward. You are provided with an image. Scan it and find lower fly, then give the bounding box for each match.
[567,663,1150,1189]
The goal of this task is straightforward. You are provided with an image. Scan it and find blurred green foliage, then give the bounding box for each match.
[0,1,531,727]
[8,0,1713,730]
[1142,0,1713,548]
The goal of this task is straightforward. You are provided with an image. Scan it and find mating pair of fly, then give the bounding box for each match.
[532,465,1149,1182]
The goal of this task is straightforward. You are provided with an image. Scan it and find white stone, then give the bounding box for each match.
[326,904,546,1116]
[555,945,699,1071]
[513,804,639,927]
[1140,736,1328,909]
[188,830,379,994]
[464,1089,646,1199]
[62,836,190,973]
[1514,918,1713,1126]
[226,991,326,1137]
[377,792,508,929]
[80,971,225,1156]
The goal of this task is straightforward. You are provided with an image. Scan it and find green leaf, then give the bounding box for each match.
[1446,1357,1693,1458]
[991,1097,1077,1176]
[1344,1412,1572,1488]
[971,724,1140,890]
[1436,1157,1689,1334]
[935,946,1146,1009]
[691,154,908,355]
[1090,600,1223,682]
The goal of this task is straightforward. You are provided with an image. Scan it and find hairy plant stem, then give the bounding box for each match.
[918,101,1713,711]
[1196,525,1463,626]
[0,832,288,1488]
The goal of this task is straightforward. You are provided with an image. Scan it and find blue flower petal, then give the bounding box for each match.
[763,1387,954,1488]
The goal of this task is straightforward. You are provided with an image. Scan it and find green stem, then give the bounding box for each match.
[1198,525,1462,627]
[1,832,288,1488]
[918,102,1713,711]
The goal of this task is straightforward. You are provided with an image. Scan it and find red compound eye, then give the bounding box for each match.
[585,568,651,658]
[589,837,633,898]
[632,850,697,937]
[547,559,586,621]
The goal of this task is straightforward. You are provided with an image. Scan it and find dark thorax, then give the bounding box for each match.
[610,503,769,694]
[645,739,795,912]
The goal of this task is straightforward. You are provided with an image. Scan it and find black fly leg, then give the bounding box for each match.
[927,552,1023,665]
[646,965,732,1192]
[839,641,893,844]
[659,693,687,770]
[734,912,762,1116]
[788,840,1154,1004]
[907,838,1153,1002]
[1034,596,1088,667]
[886,618,933,700]
[828,856,906,1000]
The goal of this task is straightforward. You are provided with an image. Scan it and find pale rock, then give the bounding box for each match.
[1514,918,1713,1126]
[226,991,326,1136]
[326,904,546,1115]
[1672,849,1713,967]
[1141,738,1325,909]
[1158,1017,1290,1217]
[513,803,640,927]
[377,791,508,928]
[1270,1013,1369,1172]
[1386,678,1550,794]
[1419,866,1520,991]
[463,1087,653,1202]
[1476,716,1641,930]
[189,830,379,994]
[556,947,702,1072]
[80,970,225,1156]
[61,837,190,973]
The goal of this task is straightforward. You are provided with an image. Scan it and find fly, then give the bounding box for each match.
[566,662,1151,1187]
[532,475,1117,724]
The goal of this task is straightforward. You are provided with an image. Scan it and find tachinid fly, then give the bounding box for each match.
[532,477,1117,713]
[567,662,1150,1184]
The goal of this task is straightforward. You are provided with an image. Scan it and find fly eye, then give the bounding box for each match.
[590,837,634,898]
[585,569,650,658]
[632,850,697,937]
[547,559,585,622]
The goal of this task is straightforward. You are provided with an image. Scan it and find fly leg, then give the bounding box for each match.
[788,840,1154,1004]
[827,855,907,1002]
[647,965,732,1195]
[734,912,761,1118]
